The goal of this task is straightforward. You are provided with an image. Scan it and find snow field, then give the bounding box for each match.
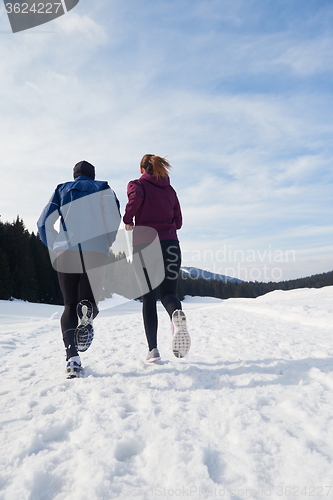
[1,287,333,500]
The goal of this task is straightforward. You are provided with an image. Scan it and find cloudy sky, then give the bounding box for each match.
[0,0,332,281]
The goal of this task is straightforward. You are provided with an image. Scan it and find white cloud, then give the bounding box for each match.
[0,0,332,279]
[273,37,333,76]
[54,11,107,40]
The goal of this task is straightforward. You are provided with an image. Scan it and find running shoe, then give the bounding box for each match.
[146,348,161,363]
[75,324,94,352]
[171,310,191,358]
[77,300,93,327]
[66,357,83,379]
[75,300,94,352]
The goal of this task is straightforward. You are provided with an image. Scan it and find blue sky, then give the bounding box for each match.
[0,0,332,281]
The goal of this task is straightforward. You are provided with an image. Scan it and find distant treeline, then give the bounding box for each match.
[177,269,333,300]
[0,217,332,304]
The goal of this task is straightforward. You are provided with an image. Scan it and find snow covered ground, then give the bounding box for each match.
[1,287,333,500]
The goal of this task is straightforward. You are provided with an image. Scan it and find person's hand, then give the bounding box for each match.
[125,223,134,231]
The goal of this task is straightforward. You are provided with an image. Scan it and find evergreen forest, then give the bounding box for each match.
[0,217,332,304]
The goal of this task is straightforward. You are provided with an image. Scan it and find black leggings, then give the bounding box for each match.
[57,271,98,359]
[141,239,182,350]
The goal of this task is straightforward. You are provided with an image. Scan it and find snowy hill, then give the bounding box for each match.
[1,287,333,499]
[181,266,243,283]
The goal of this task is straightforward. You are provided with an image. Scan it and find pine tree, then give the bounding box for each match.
[0,249,12,300]
[1,217,37,301]
[29,232,62,304]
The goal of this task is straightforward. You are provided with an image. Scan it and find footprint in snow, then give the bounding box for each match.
[119,403,136,419]
[41,404,57,415]
[203,448,225,484]
[114,438,144,462]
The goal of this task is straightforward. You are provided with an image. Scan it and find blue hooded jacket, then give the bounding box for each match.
[37,161,120,260]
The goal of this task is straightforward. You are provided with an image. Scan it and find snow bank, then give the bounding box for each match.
[225,286,333,329]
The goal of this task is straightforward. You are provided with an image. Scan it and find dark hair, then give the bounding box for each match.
[140,155,172,179]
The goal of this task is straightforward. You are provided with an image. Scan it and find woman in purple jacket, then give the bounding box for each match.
[123,154,191,362]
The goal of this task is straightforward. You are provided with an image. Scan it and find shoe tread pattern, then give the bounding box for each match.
[75,300,94,352]
[77,300,93,326]
[172,310,191,358]
[75,324,94,352]
[66,362,83,379]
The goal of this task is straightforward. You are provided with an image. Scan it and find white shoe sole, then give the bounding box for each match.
[75,324,94,352]
[66,363,83,379]
[77,300,93,327]
[146,349,161,363]
[76,300,94,352]
[146,354,161,363]
[171,310,191,358]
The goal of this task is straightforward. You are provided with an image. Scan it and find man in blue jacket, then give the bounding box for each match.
[37,160,120,378]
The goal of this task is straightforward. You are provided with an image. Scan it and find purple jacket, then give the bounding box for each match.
[123,172,182,241]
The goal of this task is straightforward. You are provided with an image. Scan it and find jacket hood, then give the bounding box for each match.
[73,160,95,180]
[141,171,170,187]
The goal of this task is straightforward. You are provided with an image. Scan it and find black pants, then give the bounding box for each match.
[57,271,98,360]
[140,239,182,351]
